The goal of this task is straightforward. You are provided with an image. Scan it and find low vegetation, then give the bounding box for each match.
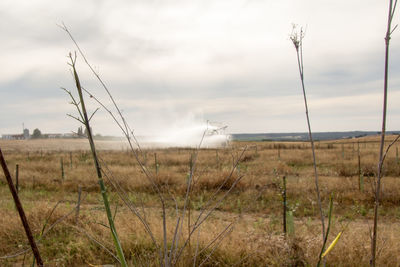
[0,137,399,266]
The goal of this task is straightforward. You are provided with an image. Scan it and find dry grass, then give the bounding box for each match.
[0,137,399,266]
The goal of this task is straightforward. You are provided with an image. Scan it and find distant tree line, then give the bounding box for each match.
[29,127,102,139]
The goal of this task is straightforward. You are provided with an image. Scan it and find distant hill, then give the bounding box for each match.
[231,131,400,141]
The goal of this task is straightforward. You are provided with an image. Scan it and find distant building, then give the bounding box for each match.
[2,127,30,140]
[2,134,25,140]
[1,127,30,140]
[23,128,30,139]
[1,129,82,140]
[63,133,79,138]
[45,133,63,139]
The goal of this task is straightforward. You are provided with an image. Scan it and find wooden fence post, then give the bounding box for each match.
[60,157,65,181]
[357,142,363,192]
[76,186,82,225]
[15,164,19,194]
[282,175,287,234]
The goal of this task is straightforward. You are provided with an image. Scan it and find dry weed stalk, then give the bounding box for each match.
[290,25,326,244]
[371,0,398,266]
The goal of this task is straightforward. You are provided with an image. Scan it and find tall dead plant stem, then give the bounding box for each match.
[290,26,326,242]
[371,0,398,266]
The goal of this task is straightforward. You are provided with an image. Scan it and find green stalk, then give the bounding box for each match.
[317,195,334,267]
[70,54,128,266]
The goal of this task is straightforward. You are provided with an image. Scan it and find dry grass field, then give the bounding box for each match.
[0,136,399,266]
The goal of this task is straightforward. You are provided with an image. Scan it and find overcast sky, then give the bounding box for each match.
[1,0,399,136]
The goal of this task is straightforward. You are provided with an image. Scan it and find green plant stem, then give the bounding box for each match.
[70,54,128,267]
[317,195,333,267]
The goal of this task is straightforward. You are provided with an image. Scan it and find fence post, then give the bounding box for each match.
[15,164,19,194]
[154,153,158,174]
[76,186,82,225]
[60,157,65,181]
[282,175,287,234]
[357,142,363,192]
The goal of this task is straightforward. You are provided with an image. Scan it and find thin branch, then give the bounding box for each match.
[172,147,247,263]
[390,24,398,35]
[195,222,234,258]
[171,127,208,260]
[74,226,120,263]
[98,156,159,250]
[193,226,201,267]
[60,23,137,153]
[174,172,245,263]
[381,135,400,164]
[192,147,247,228]
[66,114,85,124]
[198,225,234,267]
[61,87,85,124]
[88,107,100,122]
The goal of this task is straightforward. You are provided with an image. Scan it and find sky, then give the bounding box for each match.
[1,0,400,136]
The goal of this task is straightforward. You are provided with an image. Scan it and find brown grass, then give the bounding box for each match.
[0,137,399,265]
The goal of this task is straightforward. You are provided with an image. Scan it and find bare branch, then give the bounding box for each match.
[61,87,85,123]
[66,114,84,124]
[88,107,100,122]
[74,226,120,263]
[381,135,400,165]
[198,224,234,267]
[390,24,398,35]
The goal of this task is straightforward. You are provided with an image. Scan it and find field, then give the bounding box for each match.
[0,137,399,266]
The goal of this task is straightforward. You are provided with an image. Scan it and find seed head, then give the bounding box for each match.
[290,24,305,51]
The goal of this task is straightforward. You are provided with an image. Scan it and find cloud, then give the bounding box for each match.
[1,0,399,137]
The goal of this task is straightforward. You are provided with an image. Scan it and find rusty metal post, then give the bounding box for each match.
[0,148,43,266]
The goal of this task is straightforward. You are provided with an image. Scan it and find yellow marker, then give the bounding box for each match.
[322,232,342,258]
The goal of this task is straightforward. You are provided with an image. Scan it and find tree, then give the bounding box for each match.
[32,128,42,139]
